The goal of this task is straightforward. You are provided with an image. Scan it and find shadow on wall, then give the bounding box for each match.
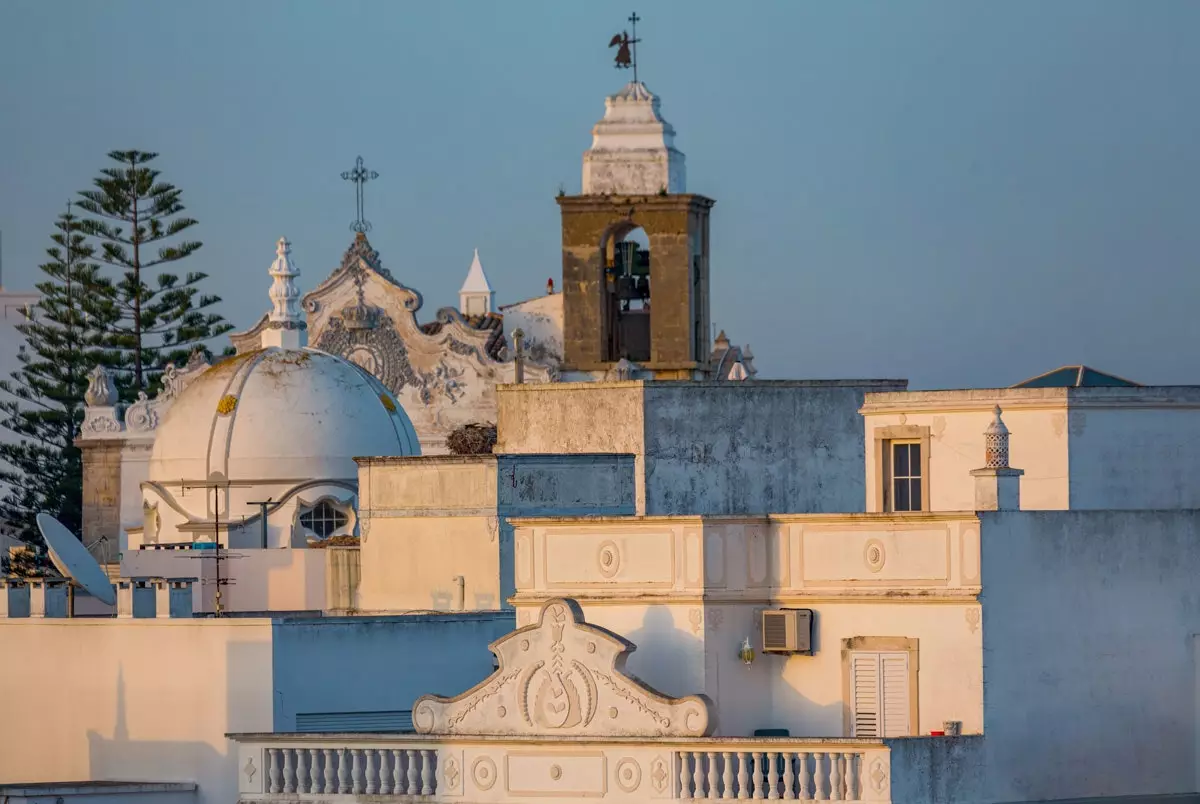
[88,639,272,804]
[619,607,843,738]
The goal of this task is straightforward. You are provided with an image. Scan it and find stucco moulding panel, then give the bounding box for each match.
[413,598,714,738]
[798,524,952,587]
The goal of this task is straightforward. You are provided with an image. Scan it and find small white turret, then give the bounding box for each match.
[262,237,307,349]
[459,248,495,316]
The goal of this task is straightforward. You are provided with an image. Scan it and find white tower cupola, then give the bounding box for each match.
[262,237,307,349]
[458,248,495,316]
[582,82,686,196]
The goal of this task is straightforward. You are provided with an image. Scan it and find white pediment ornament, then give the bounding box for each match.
[412,598,713,738]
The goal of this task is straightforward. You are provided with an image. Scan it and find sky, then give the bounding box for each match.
[2,1,1199,389]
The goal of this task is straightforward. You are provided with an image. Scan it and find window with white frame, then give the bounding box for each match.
[886,441,923,512]
[298,499,350,539]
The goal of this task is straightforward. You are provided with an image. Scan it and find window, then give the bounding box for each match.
[841,637,919,738]
[849,652,911,737]
[299,500,349,539]
[872,426,931,513]
[889,442,922,512]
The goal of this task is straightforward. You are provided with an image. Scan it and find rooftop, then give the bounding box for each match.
[1012,364,1140,388]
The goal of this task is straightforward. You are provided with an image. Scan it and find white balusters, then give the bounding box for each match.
[365,748,378,794]
[407,749,419,794]
[338,748,350,794]
[392,749,404,794]
[782,752,795,800]
[722,751,735,799]
[323,749,335,794]
[767,752,780,799]
[707,751,720,800]
[308,748,320,793]
[379,749,392,795]
[797,752,812,800]
[267,748,281,794]
[829,752,843,801]
[813,752,827,801]
[736,752,750,799]
[679,752,692,798]
[752,752,765,799]
[282,748,295,793]
[420,749,433,795]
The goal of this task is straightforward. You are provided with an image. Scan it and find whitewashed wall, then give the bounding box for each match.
[0,619,274,804]
[510,514,982,739]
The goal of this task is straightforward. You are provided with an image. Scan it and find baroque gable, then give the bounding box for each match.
[247,234,557,452]
[413,598,713,738]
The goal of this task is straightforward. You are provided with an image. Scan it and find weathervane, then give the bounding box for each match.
[341,155,379,233]
[609,12,642,84]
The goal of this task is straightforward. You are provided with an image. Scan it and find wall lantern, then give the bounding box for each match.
[738,637,755,666]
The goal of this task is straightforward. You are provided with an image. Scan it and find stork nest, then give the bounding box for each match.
[306,535,361,549]
[446,422,498,455]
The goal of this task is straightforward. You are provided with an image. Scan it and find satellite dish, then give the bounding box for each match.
[36,513,117,606]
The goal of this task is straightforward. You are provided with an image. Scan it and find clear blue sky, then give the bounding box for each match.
[2,1,1198,389]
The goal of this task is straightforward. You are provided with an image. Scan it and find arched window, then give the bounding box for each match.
[298,500,350,539]
[601,225,651,362]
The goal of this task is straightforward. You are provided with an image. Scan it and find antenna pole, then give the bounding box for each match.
[248,498,272,549]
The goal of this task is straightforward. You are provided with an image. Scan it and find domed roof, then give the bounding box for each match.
[148,346,420,483]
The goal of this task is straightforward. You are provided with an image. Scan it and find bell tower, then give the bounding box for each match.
[559,81,714,380]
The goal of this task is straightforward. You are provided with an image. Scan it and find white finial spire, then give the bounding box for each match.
[459,248,495,316]
[262,237,307,349]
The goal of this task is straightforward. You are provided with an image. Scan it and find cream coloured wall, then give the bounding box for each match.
[0,618,273,804]
[861,390,1071,512]
[122,549,326,614]
[357,457,502,613]
[509,514,981,739]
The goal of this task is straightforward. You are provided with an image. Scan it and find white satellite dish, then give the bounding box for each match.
[36,513,117,606]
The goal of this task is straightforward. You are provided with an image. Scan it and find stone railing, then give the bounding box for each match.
[231,734,891,803]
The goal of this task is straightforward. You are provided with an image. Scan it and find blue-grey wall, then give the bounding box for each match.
[495,454,636,604]
[642,382,902,515]
[271,611,514,732]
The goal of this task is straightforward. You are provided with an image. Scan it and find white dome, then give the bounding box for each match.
[148,346,420,483]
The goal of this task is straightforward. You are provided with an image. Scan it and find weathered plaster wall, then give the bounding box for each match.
[80,441,123,561]
[0,619,273,804]
[497,383,647,512]
[271,612,514,732]
[500,292,563,366]
[1067,406,1200,510]
[644,382,904,515]
[979,509,1200,802]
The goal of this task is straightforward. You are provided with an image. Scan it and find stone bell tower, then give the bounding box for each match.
[559,81,714,381]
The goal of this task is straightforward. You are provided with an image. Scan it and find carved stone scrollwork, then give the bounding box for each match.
[125,355,211,433]
[81,407,123,435]
[412,598,713,738]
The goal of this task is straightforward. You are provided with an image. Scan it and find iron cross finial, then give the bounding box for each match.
[341,155,379,233]
[609,12,642,84]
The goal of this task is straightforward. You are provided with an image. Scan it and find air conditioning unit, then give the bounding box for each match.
[761,608,813,655]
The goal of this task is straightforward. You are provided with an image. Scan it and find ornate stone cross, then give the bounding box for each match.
[341,155,380,233]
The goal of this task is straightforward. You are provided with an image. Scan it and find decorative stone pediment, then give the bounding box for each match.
[413,598,713,738]
[78,352,211,440]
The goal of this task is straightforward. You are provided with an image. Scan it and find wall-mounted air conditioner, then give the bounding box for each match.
[761,608,814,655]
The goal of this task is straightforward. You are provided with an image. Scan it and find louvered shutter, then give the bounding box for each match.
[849,651,910,738]
[850,654,881,737]
[880,653,910,737]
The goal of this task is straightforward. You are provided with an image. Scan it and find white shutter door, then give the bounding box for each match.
[850,651,911,738]
[880,652,910,737]
[850,653,881,737]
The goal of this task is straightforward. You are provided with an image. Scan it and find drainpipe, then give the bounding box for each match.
[453,576,465,612]
[512,329,525,384]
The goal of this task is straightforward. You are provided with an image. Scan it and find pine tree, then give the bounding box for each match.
[0,206,105,573]
[78,150,232,399]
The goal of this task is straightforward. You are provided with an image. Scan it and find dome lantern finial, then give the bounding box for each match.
[262,237,307,349]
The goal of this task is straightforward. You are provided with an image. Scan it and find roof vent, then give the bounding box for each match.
[762,609,813,655]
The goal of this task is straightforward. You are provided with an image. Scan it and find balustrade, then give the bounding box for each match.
[240,738,888,803]
[262,745,439,796]
[675,749,866,801]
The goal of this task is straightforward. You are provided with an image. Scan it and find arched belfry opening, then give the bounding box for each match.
[557,194,715,380]
[602,223,652,362]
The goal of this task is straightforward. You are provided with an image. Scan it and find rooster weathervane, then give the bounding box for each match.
[609,12,642,84]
